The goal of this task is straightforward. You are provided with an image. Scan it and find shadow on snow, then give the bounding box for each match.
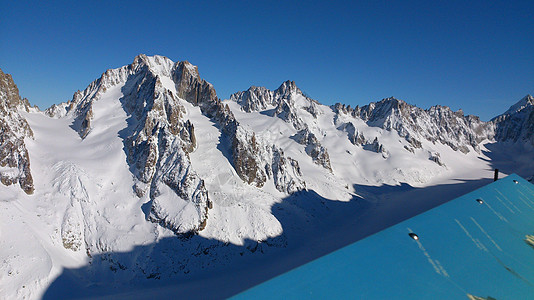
[479,142,534,181]
[42,176,493,299]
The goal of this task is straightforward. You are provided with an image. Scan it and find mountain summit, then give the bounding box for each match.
[0,68,34,194]
[1,54,533,299]
[502,94,534,115]
[492,94,534,144]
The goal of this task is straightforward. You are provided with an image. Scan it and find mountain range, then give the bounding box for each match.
[1,54,533,299]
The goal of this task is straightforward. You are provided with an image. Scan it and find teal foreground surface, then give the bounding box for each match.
[233,174,534,299]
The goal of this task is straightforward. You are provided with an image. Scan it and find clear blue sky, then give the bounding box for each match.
[1,0,532,120]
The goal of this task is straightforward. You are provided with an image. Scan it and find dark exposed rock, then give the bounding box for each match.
[363,137,389,159]
[230,86,274,112]
[429,152,445,167]
[232,129,266,187]
[492,95,534,146]
[271,147,306,193]
[0,68,34,194]
[170,61,304,192]
[292,129,332,172]
[337,122,367,146]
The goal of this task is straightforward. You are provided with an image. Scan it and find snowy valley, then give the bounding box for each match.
[1,55,533,299]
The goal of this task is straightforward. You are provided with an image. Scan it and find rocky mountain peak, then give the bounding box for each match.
[339,96,493,154]
[175,60,199,78]
[501,94,534,116]
[52,55,306,237]
[274,80,301,98]
[230,86,274,112]
[0,68,34,194]
[0,68,31,111]
[492,95,534,144]
[131,54,175,77]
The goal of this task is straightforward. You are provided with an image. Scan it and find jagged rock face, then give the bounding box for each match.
[230,80,310,130]
[274,80,301,99]
[492,95,534,145]
[232,128,267,187]
[0,68,34,194]
[121,63,209,236]
[270,147,306,193]
[429,151,445,167]
[62,55,210,236]
[61,55,305,235]
[334,97,493,154]
[363,137,389,159]
[337,122,367,146]
[232,126,306,192]
[231,81,332,176]
[292,129,332,172]
[273,98,305,130]
[230,86,274,112]
[168,62,305,193]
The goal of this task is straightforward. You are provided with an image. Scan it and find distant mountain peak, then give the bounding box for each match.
[230,80,306,113]
[503,94,534,115]
[131,54,176,78]
[493,94,534,144]
[275,80,302,98]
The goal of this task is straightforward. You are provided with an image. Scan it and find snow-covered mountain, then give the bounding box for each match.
[492,94,534,144]
[0,68,35,195]
[1,55,533,299]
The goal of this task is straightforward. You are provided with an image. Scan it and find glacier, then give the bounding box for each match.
[0,55,533,299]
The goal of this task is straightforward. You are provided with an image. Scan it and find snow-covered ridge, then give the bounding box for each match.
[1,54,534,299]
[492,94,534,145]
[501,94,533,115]
[332,97,494,154]
[43,54,306,236]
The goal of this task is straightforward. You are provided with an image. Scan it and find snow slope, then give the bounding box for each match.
[0,55,533,299]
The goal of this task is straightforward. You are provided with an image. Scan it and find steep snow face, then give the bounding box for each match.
[492,95,534,145]
[52,55,212,236]
[502,94,534,115]
[168,61,305,194]
[2,54,534,299]
[39,54,305,241]
[0,68,34,194]
[230,83,472,188]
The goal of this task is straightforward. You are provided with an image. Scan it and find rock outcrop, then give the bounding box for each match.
[337,122,367,146]
[429,151,445,167]
[292,129,332,172]
[0,68,34,194]
[232,80,332,174]
[492,94,534,145]
[363,137,389,159]
[231,80,322,130]
[230,86,274,112]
